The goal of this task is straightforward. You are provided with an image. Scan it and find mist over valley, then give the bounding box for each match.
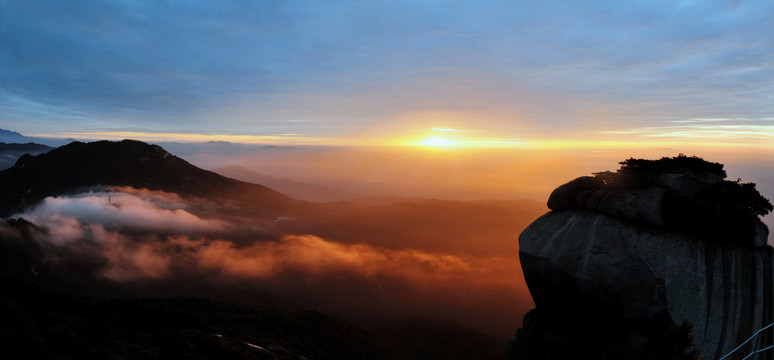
[0,139,550,359]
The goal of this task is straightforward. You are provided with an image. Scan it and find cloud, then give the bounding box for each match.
[20,200,516,286]
[77,229,525,334]
[94,226,172,281]
[193,234,508,284]
[44,228,517,285]
[17,188,228,244]
[11,187,532,335]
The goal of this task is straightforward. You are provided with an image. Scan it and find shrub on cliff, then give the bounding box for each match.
[590,154,772,244]
[595,154,771,217]
[597,155,770,212]
[619,155,726,179]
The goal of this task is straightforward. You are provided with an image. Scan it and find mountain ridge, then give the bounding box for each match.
[0,142,54,170]
[0,128,28,143]
[0,140,301,217]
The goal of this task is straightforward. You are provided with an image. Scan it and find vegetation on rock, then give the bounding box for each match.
[593,154,771,217]
[591,154,772,243]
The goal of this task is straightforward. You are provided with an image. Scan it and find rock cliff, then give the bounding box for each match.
[510,156,774,360]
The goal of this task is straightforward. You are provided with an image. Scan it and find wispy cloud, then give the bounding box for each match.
[599,118,774,146]
[1,1,773,144]
[44,131,339,146]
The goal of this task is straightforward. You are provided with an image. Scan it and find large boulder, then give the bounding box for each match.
[548,176,668,227]
[512,156,774,360]
[518,211,772,359]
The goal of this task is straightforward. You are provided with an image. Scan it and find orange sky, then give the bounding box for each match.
[30,116,774,151]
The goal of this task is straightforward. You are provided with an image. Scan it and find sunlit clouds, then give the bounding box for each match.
[599,118,774,147]
[17,188,228,243]
[10,187,534,335]
[17,188,517,285]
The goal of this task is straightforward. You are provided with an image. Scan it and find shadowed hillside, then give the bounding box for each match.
[0,140,300,217]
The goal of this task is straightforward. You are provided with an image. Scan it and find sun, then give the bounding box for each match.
[419,136,455,147]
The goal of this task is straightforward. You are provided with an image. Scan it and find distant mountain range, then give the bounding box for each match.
[0,128,73,147]
[0,128,28,143]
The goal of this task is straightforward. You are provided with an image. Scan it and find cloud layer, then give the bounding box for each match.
[12,187,532,336]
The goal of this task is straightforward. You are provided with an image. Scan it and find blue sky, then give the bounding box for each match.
[2,0,773,146]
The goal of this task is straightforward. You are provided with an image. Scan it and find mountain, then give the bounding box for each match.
[0,142,54,170]
[0,140,300,217]
[0,128,29,143]
[509,156,773,360]
[0,128,77,147]
[214,165,360,202]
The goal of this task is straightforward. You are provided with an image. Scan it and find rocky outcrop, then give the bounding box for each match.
[511,157,774,360]
[546,172,762,245]
[518,211,772,359]
[548,176,672,227]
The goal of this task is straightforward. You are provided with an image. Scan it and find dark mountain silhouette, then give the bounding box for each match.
[0,142,52,153]
[0,142,54,170]
[0,140,300,217]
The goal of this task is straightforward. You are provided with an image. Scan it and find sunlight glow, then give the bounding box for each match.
[34,123,774,151]
[432,128,465,133]
[420,136,455,147]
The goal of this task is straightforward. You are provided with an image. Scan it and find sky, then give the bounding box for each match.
[2,0,774,149]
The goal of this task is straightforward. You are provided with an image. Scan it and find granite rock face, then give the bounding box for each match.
[545,166,770,246]
[518,210,772,359]
[512,157,774,359]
